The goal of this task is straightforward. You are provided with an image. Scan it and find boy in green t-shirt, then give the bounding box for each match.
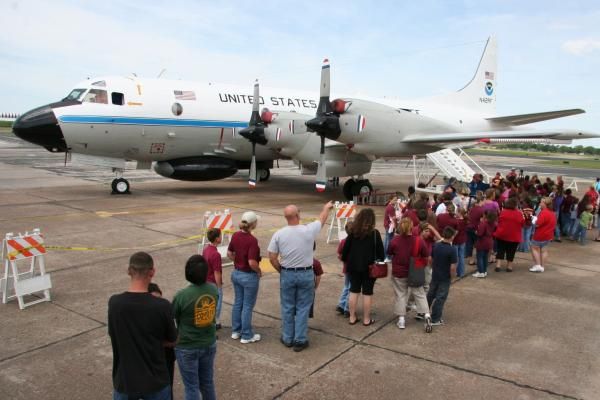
[172,255,218,400]
[573,204,594,245]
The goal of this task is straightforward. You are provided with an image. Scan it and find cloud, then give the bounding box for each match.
[561,38,600,55]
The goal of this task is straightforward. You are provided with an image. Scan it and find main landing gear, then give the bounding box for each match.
[258,168,270,182]
[342,178,373,200]
[111,168,131,195]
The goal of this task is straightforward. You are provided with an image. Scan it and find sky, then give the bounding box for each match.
[1,0,599,146]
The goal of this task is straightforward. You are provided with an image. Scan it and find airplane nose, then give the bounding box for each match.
[13,105,67,152]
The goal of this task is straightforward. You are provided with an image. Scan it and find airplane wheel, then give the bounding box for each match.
[111,178,131,195]
[343,179,355,200]
[258,168,270,182]
[351,180,373,197]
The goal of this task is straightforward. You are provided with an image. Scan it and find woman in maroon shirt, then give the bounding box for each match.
[473,211,497,278]
[529,198,557,273]
[388,217,431,330]
[466,191,485,267]
[494,197,524,272]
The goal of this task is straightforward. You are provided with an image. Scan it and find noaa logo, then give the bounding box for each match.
[485,81,494,96]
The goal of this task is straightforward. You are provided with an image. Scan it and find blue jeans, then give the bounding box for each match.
[465,228,477,258]
[476,250,489,273]
[383,230,394,258]
[426,280,450,323]
[518,226,532,252]
[280,269,314,344]
[113,385,171,400]
[336,273,351,312]
[175,343,217,400]
[231,269,259,340]
[570,218,580,236]
[554,211,561,239]
[560,213,572,236]
[454,243,465,277]
[572,224,587,244]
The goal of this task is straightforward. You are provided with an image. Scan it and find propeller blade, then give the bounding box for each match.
[249,142,257,189]
[317,59,332,116]
[249,79,261,126]
[315,136,326,192]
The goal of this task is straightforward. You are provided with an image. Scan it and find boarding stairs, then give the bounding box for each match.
[413,148,490,194]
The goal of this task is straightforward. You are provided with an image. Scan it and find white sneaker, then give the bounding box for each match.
[231,332,241,340]
[529,265,544,273]
[472,272,483,278]
[384,257,392,263]
[431,319,445,326]
[397,317,406,329]
[240,333,261,344]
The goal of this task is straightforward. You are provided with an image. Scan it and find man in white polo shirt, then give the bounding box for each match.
[268,201,333,352]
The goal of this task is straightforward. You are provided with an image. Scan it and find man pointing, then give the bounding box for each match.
[268,201,333,352]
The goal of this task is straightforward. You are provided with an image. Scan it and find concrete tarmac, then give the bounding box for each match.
[1,134,599,400]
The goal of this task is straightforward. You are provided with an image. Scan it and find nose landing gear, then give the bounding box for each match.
[111,168,131,195]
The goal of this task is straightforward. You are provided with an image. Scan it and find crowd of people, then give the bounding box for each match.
[106,171,600,399]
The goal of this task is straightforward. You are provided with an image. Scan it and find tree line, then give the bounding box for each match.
[0,113,20,119]
[496,143,600,156]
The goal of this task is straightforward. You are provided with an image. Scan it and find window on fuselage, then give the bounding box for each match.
[83,89,108,104]
[112,92,125,105]
[63,88,86,101]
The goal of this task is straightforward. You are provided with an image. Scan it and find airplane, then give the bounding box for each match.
[12,36,598,199]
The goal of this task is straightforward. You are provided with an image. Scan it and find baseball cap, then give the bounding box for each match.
[241,211,259,224]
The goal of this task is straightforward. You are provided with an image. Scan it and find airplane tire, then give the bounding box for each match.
[258,169,270,182]
[111,178,131,195]
[343,179,355,200]
[351,180,373,197]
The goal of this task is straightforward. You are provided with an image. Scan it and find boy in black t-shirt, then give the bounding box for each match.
[108,252,177,399]
[427,227,457,326]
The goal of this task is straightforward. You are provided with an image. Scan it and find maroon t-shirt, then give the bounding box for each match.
[476,220,496,251]
[403,209,420,227]
[202,244,222,284]
[384,203,395,231]
[436,213,459,234]
[467,205,485,230]
[454,218,467,245]
[228,231,260,272]
[388,234,430,278]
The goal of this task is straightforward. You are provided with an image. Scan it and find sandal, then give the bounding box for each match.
[362,319,376,326]
[506,268,513,272]
[349,318,359,325]
[594,239,600,242]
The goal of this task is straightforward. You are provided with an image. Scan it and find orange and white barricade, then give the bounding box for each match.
[199,210,234,265]
[327,201,357,244]
[1,229,52,309]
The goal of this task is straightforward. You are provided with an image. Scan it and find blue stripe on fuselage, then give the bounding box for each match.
[58,115,248,128]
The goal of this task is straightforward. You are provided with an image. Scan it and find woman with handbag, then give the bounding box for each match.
[387,217,432,331]
[341,208,385,326]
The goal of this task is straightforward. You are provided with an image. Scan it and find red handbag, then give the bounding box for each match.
[368,231,388,279]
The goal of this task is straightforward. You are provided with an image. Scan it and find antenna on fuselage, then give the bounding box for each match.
[157,69,167,78]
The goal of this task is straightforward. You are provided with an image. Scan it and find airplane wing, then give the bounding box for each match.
[402,129,592,144]
[486,109,584,126]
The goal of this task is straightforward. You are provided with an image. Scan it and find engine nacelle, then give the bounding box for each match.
[154,156,238,181]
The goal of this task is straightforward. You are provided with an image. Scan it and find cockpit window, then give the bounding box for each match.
[83,89,108,104]
[64,88,86,101]
[92,80,106,87]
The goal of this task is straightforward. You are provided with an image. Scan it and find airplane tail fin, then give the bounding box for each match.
[430,36,497,116]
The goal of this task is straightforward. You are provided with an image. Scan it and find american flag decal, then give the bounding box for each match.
[485,71,495,80]
[357,115,366,133]
[174,90,196,100]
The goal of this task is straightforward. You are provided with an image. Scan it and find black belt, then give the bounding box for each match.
[281,266,313,271]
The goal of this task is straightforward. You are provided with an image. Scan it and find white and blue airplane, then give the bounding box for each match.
[13,37,597,198]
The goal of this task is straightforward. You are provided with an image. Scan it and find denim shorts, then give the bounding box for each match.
[530,239,551,248]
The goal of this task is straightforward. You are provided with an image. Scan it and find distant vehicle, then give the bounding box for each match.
[13,37,597,198]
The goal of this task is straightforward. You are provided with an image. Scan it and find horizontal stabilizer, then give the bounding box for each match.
[403,129,597,144]
[486,109,585,126]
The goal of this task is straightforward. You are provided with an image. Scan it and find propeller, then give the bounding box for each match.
[305,59,343,192]
[238,80,268,188]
